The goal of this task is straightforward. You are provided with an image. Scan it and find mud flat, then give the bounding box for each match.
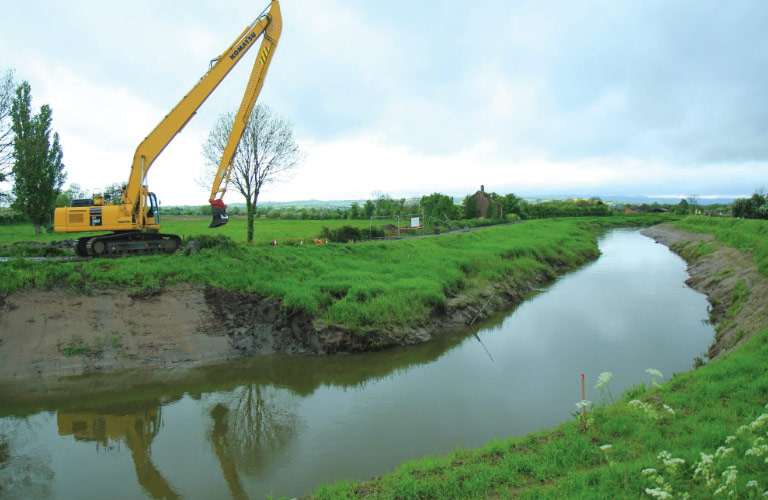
[641,223,768,359]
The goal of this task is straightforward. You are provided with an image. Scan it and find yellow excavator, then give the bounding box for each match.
[54,1,282,257]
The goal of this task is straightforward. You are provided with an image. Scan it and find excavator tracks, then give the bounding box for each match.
[76,232,181,257]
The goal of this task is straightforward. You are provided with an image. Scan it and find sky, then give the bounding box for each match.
[2,0,767,206]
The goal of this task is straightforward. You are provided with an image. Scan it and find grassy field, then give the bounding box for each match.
[0,216,376,247]
[0,215,665,330]
[306,217,768,499]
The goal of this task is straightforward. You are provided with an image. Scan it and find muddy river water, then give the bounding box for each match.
[0,229,714,499]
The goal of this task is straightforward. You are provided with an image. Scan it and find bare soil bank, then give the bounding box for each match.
[641,224,768,359]
[0,268,555,380]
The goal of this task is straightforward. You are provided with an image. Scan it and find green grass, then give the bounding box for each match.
[59,336,91,357]
[0,216,376,247]
[162,216,377,245]
[675,239,717,261]
[0,215,663,331]
[672,217,768,275]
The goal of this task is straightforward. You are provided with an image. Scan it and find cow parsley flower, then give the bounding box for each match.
[644,487,671,499]
[595,371,613,389]
[646,368,663,386]
[722,465,738,487]
[575,400,591,410]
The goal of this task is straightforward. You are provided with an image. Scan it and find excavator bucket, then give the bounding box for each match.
[209,204,229,228]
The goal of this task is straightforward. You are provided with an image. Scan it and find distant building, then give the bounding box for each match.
[470,185,503,219]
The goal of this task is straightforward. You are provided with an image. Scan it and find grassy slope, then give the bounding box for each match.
[671,217,768,274]
[0,216,663,330]
[309,217,768,499]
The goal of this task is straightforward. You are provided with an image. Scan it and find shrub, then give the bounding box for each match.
[320,225,363,243]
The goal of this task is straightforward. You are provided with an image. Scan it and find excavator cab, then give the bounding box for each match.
[209,199,229,228]
[148,192,160,225]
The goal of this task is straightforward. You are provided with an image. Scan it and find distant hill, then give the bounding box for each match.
[597,195,736,206]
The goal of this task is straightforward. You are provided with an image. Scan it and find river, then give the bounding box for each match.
[0,228,714,499]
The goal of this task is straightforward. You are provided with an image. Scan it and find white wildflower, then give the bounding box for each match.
[662,404,675,415]
[642,468,657,476]
[722,465,738,487]
[600,443,612,451]
[595,371,613,390]
[745,444,768,457]
[629,399,660,419]
[645,487,671,499]
[647,368,663,379]
[715,446,734,459]
[749,413,768,430]
[746,480,758,489]
[714,485,727,496]
[694,452,716,486]
[575,400,591,410]
[724,435,737,444]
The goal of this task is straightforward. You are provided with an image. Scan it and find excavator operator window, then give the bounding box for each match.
[147,193,160,225]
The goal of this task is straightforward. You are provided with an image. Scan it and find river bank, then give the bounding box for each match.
[641,223,768,359]
[308,220,768,499]
[1,218,614,379]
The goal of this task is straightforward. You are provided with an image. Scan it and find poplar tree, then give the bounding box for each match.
[0,69,15,203]
[11,81,66,233]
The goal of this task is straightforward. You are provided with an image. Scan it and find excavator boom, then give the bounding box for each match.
[53,1,282,256]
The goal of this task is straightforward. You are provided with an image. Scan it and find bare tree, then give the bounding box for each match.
[687,194,700,215]
[0,69,16,203]
[202,104,301,243]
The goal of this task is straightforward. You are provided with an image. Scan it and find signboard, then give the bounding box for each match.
[411,217,420,227]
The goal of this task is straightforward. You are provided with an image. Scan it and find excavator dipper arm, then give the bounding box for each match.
[122,1,282,229]
[208,2,282,228]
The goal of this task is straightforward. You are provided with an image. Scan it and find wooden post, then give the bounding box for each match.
[581,373,587,431]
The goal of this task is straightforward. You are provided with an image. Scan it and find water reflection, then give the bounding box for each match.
[206,385,300,497]
[57,408,180,499]
[0,321,474,419]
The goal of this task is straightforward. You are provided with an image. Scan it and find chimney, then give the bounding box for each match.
[480,185,484,193]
